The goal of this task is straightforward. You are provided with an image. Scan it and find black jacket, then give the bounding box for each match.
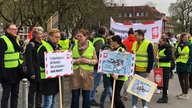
[0,32,22,84]
[25,38,42,82]
[38,40,59,95]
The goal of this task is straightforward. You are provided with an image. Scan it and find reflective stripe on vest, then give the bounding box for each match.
[176,46,190,63]
[132,40,150,67]
[38,41,54,79]
[116,47,128,81]
[158,49,171,67]
[72,40,94,70]
[1,36,20,68]
[58,39,69,50]
[92,37,104,45]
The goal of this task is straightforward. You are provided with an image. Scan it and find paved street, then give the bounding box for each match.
[0,71,192,108]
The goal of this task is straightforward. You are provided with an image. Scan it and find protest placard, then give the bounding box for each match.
[44,51,73,78]
[98,50,135,77]
[127,74,157,102]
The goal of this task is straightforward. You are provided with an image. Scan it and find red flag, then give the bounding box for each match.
[154,68,163,86]
[28,27,34,40]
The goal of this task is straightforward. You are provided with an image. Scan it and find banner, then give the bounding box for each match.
[98,50,135,77]
[110,17,162,43]
[44,51,73,78]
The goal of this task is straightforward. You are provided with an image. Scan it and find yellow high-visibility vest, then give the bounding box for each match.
[37,41,54,79]
[72,40,94,70]
[158,48,171,67]
[176,46,190,63]
[132,39,151,67]
[1,35,20,68]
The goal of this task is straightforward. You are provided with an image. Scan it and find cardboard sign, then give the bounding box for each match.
[44,51,73,78]
[98,50,135,77]
[127,74,157,102]
[154,68,163,86]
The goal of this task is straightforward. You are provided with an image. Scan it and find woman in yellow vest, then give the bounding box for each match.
[156,38,172,103]
[175,33,192,100]
[109,35,128,108]
[70,29,97,108]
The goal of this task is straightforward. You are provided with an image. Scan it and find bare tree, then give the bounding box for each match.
[169,0,192,33]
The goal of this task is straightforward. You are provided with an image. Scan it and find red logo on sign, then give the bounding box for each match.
[103,53,107,58]
[152,26,158,39]
[154,68,163,86]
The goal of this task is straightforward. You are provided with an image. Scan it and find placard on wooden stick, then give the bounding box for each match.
[127,74,157,102]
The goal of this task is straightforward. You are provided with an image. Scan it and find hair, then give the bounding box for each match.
[108,30,115,36]
[4,22,15,30]
[78,29,89,37]
[48,28,60,36]
[105,36,112,44]
[60,32,67,40]
[111,35,127,50]
[32,26,44,38]
[134,29,145,37]
[98,26,107,35]
[128,28,134,35]
[179,32,188,43]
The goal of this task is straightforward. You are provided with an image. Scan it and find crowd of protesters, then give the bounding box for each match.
[0,22,192,108]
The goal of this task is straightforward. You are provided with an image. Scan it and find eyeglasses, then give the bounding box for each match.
[77,35,84,38]
[8,28,18,31]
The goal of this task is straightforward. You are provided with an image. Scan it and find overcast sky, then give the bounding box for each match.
[114,0,177,16]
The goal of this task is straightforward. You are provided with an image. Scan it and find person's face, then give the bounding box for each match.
[49,32,60,44]
[7,24,18,37]
[35,31,44,42]
[134,32,142,41]
[77,32,87,44]
[158,39,166,46]
[161,33,167,39]
[182,35,189,42]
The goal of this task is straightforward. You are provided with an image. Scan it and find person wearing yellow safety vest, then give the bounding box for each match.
[38,28,60,108]
[109,35,128,108]
[25,26,44,108]
[90,26,107,106]
[70,29,97,108]
[156,38,172,103]
[175,33,192,100]
[131,29,154,108]
[58,32,69,51]
[0,23,23,108]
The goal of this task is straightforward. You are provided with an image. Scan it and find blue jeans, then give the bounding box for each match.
[71,89,90,108]
[132,72,148,107]
[100,74,112,106]
[90,69,102,101]
[43,95,57,108]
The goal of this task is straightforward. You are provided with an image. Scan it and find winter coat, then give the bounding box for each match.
[25,38,42,82]
[175,41,192,73]
[0,32,23,84]
[123,34,136,53]
[38,40,59,95]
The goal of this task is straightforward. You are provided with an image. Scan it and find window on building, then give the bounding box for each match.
[119,13,122,18]
[145,12,148,17]
[124,13,127,18]
[129,13,132,17]
[141,12,144,16]
[136,12,140,17]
